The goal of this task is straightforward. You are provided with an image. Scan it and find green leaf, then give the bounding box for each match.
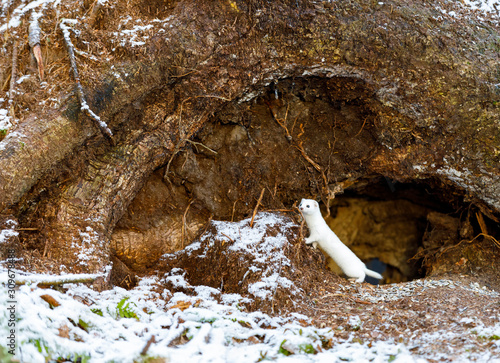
[278,339,293,356]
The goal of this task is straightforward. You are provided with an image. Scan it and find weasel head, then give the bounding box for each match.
[299,199,320,217]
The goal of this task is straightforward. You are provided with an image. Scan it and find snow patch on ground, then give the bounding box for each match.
[462,0,500,14]
[0,106,12,131]
[1,272,497,363]
[0,219,18,244]
[1,216,499,362]
[182,212,300,300]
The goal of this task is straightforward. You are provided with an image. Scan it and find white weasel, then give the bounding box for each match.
[299,198,382,283]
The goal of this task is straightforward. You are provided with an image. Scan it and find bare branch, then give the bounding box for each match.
[60,19,114,145]
[250,188,265,228]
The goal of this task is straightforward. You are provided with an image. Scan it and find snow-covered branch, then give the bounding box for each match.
[60,19,114,145]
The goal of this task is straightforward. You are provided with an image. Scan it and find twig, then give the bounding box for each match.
[295,142,322,172]
[263,208,295,213]
[181,200,193,248]
[164,146,181,186]
[438,232,500,257]
[220,232,235,243]
[185,139,218,154]
[60,19,114,145]
[475,212,488,235]
[140,335,156,356]
[12,276,99,287]
[354,116,369,137]
[8,40,18,118]
[42,241,49,258]
[271,257,283,314]
[250,188,265,228]
[178,95,230,131]
[40,294,61,307]
[266,101,292,141]
[231,199,239,222]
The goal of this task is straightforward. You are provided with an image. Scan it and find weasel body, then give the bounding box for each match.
[299,198,382,283]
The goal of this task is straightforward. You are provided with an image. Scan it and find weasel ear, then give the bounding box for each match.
[314,201,319,208]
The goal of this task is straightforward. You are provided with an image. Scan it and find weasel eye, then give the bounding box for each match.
[306,204,310,208]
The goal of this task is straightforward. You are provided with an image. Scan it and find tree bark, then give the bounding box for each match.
[1,0,499,273]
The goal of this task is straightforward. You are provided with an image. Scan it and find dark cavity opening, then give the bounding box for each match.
[319,175,492,284]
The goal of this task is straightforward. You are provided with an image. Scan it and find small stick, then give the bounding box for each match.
[475,212,488,235]
[220,232,235,243]
[8,40,19,118]
[141,335,156,356]
[13,276,99,286]
[271,257,283,314]
[185,139,218,154]
[354,116,369,137]
[295,142,322,172]
[249,188,265,228]
[60,19,114,145]
[181,200,193,248]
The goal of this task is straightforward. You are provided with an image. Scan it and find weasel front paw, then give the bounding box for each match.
[304,237,318,249]
[304,237,315,245]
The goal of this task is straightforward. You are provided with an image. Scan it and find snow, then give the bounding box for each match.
[0,1,499,361]
[111,15,174,48]
[1,215,500,362]
[438,0,500,22]
[2,215,499,362]
[0,273,448,363]
[0,219,18,244]
[0,0,57,33]
[0,97,12,131]
[463,0,500,13]
[183,212,300,300]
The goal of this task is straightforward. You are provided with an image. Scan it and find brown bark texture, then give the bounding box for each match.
[0,0,499,273]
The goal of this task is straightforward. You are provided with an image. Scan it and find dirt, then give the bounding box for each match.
[108,76,499,282]
[150,212,500,361]
[0,0,499,359]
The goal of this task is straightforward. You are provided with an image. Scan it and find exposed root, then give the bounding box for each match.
[250,188,265,228]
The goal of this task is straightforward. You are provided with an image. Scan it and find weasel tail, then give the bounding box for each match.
[365,268,383,279]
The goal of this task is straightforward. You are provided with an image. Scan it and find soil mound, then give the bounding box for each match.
[155,212,339,315]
